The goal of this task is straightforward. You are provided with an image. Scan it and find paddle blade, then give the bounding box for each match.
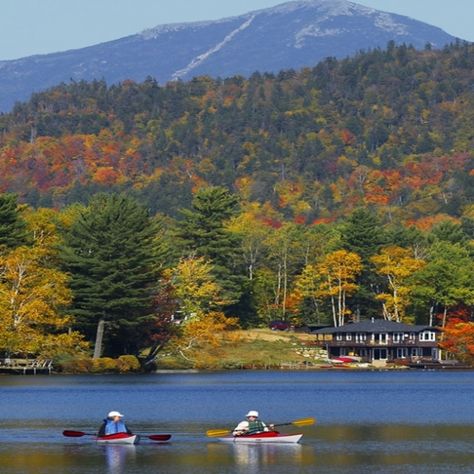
[63,430,87,437]
[147,434,172,442]
[291,417,315,427]
[206,429,231,438]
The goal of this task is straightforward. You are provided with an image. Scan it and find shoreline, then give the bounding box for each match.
[3,364,472,376]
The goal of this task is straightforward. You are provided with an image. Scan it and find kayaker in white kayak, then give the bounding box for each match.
[98,410,133,436]
[233,410,274,436]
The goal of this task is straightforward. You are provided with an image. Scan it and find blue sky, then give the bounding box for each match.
[1,0,472,61]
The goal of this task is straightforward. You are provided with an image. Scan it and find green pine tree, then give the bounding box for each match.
[177,186,244,307]
[61,193,157,356]
[341,208,386,320]
[341,208,386,263]
[0,193,28,251]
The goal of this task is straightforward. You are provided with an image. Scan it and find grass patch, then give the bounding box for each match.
[154,329,326,370]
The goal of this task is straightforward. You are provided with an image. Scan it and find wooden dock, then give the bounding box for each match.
[0,358,53,375]
[408,360,471,370]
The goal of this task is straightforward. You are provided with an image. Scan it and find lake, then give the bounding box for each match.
[1,370,474,473]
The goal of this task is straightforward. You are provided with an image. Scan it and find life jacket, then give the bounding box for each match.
[247,419,266,434]
[105,419,128,435]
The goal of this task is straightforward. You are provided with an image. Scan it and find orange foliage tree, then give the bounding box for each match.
[440,319,474,364]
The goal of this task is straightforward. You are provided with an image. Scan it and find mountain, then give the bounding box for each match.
[1,42,473,222]
[0,0,459,111]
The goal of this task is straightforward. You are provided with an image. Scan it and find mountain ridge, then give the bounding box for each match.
[0,0,459,111]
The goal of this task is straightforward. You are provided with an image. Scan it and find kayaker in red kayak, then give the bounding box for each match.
[233,410,274,436]
[98,411,133,436]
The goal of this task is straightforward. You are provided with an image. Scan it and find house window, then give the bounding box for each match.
[393,332,403,343]
[355,333,366,343]
[374,348,387,360]
[411,348,421,357]
[336,334,343,341]
[378,333,387,344]
[397,348,408,358]
[346,333,352,341]
[419,331,435,341]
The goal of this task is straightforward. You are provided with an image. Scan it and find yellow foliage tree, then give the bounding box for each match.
[163,256,239,363]
[294,263,323,322]
[180,311,239,351]
[24,207,62,256]
[371,246,425,323]
[228,202,270,280]
[316,250,363,327]
[0,246,87,357]
[165,255,226,317]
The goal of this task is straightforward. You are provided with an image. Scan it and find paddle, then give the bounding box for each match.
[206,417,315,437]
[62,430,171,441]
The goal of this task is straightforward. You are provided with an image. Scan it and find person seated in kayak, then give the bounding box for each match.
[233,410,274,436]
[98,411,132,436]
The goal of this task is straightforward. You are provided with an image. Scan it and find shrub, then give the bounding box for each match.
[55,355,93,373]
[117,355,141,373]
[91,357,118,373]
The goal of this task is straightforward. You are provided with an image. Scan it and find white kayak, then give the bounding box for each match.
[96,433,139,445]
[218,432,303,444]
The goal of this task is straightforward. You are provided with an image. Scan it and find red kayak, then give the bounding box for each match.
[219,431,303,444]
[96,433,139,445]
[63,429,171,443]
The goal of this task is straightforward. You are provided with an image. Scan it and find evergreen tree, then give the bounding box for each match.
[341,208,386,262]
[61,194,157,356]
[386,225,427,258]
[0,193,28,251]
[177,186,244,308]
[341,208,386,319]
[430,220,468,245]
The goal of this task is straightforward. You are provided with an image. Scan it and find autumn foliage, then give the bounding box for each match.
[440,319,474,364]
[0,43,473,365]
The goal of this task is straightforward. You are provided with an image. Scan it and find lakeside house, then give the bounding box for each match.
[312,319,441,365]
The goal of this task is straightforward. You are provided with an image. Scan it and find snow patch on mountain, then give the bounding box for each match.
[171,15,256,80]
[262,0,372,17]
[141,20,223,39]
[374,13,408,35]
[295,25,345,47]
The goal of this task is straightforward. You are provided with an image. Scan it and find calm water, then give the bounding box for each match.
[1,370,474,473]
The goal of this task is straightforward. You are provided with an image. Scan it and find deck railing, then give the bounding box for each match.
[0,358,53,374]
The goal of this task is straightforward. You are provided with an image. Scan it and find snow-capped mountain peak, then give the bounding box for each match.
[0,0,459,111]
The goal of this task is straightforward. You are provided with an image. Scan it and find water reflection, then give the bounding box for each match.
[1,372,474,473]
[233,443,304,471]
[102,445,136,474]
[207,442,315,473]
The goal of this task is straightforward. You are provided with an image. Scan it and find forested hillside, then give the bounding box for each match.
[0,43,473,364]
[0,42,472,224]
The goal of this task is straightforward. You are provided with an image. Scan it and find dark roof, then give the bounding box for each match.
[313,320,439,334]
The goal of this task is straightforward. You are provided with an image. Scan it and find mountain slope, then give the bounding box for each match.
[0,43,472,223]
[0,0,458,111]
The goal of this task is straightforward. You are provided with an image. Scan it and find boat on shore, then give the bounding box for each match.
[218,431,302,444]
[96,433,139,445]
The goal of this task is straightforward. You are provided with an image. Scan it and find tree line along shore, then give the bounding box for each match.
[0,188,472,372]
